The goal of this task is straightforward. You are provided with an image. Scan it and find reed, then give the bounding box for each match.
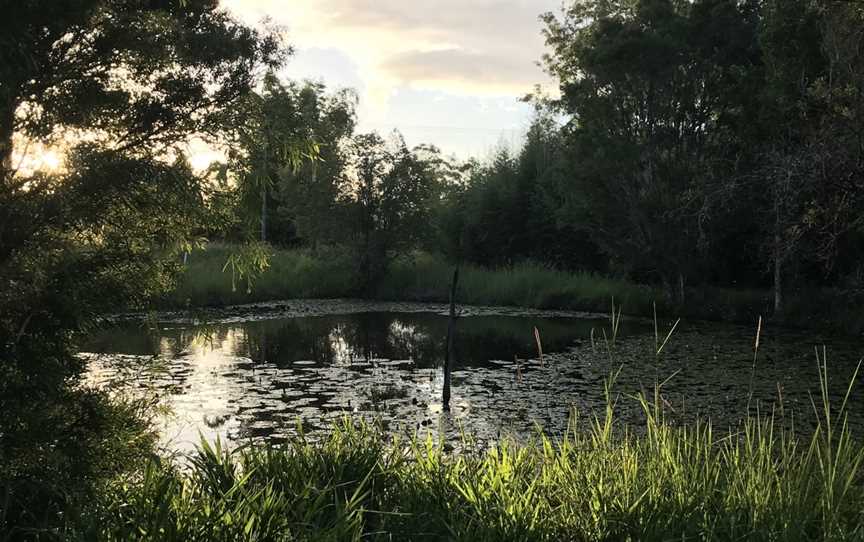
[70,359,864,541]
[161,244,864,334]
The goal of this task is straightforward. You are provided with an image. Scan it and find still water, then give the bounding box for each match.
[83,301,864,453]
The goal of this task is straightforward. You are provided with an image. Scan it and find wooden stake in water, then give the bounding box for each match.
[442,267,459,410]
[747,315,763,408]
[534,327,544,367]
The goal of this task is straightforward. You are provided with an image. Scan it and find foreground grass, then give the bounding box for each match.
[68,376,864,541]
[163,245,862,332]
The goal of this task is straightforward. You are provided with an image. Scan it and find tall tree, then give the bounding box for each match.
[1,0,284,373]
[0,1,285,531]
[754,0,864,313]
[275,83,357,248]
[341,132,439,292]
[541,0,762,301]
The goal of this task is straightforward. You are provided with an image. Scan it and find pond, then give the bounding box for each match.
[82,300,864,453]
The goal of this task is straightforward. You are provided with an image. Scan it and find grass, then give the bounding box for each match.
[161,244,356,308]
[161,245,660,315]
[16,285,860,540]
[0,387,159,541]
[160,244,863,333]
[62,363,864,541]
[381,253,656,313]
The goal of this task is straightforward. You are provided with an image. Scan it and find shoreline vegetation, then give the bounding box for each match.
[55,369,864,541]
[161,244,863,335]
[5,0,864,539]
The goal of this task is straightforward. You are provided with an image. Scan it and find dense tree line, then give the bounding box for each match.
[532,0,864,310]
[215,0,864,313]
[556,0,858,309]
[426,0,864,312]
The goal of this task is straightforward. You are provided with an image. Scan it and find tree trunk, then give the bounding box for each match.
[260,188,267,242]
[678,272,686,306]
[774,234,783,315]
[442,267,459,410]
[309,167,318,253]
[773,199,783,315]
[0,100,15,182]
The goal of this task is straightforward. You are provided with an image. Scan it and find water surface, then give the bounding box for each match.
[83,301,864,452]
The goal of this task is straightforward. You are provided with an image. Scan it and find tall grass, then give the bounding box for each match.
[68,363,864,541]
[162,244,356,308]
[162,244,864,333]
[165,245,655,315]
[382,253,656,315]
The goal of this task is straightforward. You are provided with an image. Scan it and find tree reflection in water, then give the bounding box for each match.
[82,311,864,454]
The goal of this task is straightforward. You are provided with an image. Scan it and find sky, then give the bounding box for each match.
[219,0,560,161]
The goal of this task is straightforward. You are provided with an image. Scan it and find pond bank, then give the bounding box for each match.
[109,297,609,324]
[158,246,864,335]
[78,300,864,540]
[72,410,864,541]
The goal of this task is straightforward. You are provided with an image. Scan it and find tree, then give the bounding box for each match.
[755,0,864,313]
[340,132,439,292]
[0,0,285,532]
[274,83,357,249]
[0,0,283,179]
[541,0,762,302]
[2,0,284,376]
[223,74,342,244]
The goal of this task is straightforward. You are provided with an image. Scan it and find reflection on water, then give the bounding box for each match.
[83,308,864,453]
[86,312,593,368]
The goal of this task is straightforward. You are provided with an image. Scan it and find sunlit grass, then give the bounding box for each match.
[71,362,864,541]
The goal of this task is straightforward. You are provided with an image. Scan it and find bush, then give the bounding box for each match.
[0,386,158,540]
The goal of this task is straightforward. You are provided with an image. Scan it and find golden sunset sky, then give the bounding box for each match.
[220,0,559,160]
[13,1,559,174]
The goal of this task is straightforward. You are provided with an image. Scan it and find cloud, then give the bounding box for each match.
[381,48,539,95]
[223,0,557,96]
[320,0,551,45]
[219,0,560,157]
[282,47,365,92]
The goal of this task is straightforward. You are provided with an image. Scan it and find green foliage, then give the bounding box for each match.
[189,0,864,316]
[341,132,443,293]
[163,244,652,311]
[0,0,284,169]
[0,388,159,541]
[165,245,864,332]
[0,2,287,538]
[540,0,763,300]
[164,244,355,307]
[381,253,655,314]
[222,74,354,244]
[531,0,864,308]
[751,0,864,310]
[221,242,272,295]
[435,120,606,271]
[69,369,864,541]
[0,0,286,375]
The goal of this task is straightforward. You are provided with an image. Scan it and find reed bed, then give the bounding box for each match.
[67,363,864,542]
[162,245,863,333]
